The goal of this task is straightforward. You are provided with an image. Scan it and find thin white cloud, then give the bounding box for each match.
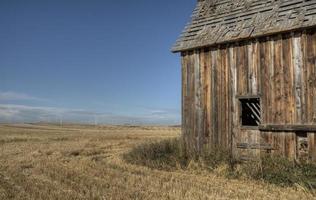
[0,91,45,101]
[0,104,180,125]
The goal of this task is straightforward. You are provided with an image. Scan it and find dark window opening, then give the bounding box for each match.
[240,98,261,126]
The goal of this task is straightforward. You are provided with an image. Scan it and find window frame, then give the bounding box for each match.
[236,95,262,130]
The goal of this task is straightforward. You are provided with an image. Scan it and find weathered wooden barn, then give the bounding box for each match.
[172,0,316,161]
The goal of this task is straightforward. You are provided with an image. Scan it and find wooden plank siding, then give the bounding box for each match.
[181,29,316,161]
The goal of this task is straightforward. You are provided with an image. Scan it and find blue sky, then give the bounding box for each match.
[0,0,196,124]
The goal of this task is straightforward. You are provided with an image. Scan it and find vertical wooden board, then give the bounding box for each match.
[290,35,296,124]
[268,131,274,155]
[255,131,261,157]
[221,47,226,148]
[305,32,314,123]
[258,40,264,123]
[260,39,271,124]
[251,130,261,157]
[247,42,254,93]
[235,44,242,153]
[187,52,194,151]
[194,50,200,153]
[194,50,199,152]
[187,52,192,150]
[259,132,267,156]
[236,44,247,96]
[226,47,231,148]
[243,44,249,95]
[282,35,294,124]
[224,47,230,149]
[264,131,275,155]
[246,130,252,157]
[308,133,316,162]
[181,53,188,147]
[305,30,316,124]
[284,132,296,159]
[217,48,223,147]
[221,47,227,148]
[300,31,309,124]
[199,50,206,149]
[270,131,276,155]
[222,47,229,148]
[252,41,259,95]
[260,131,273,156]
[222,48,226,148]
[256,39,262,95]
[273,35,283,124]
[227,47,232,149]
[312,31,316,123]
[185,52,190,150]
[262,38,275,123]
[292,132,297,160]
[209,50,214,147]
[211,49,218,148]
[229,45,238,158]
[274,132,284,156]
[237,44,242,96]
[226,46,232,152]
[185,52,192,149]
[293,33,303,124]
[218,48,223,147]
[284,133,290,158]
[194,50,202,153]
[256,131,261,157]
[189,51,196,152]
[268,38,275,124]
[203,49,212,147]
[259,40,266,124]
[244,44,249,95]
[272,132,281,156]
[280,132,286,156]
[239,130,249,159]
[301,31,308,124]
[279,35,286,126]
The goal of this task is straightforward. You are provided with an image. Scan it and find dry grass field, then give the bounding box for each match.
[0,124,315,200]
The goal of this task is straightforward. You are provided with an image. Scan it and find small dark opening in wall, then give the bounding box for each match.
[240,98,261,126]
[297,132,307,138]
[297,132,308,160]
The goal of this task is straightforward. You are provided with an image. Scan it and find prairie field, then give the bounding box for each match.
[0,124,315,200]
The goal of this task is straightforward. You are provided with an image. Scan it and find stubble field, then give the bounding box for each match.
[0,124,314,200]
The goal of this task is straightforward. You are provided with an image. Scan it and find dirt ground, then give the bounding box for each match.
[0,124,314,200]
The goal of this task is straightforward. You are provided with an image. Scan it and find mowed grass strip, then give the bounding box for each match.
[0,124,314,200]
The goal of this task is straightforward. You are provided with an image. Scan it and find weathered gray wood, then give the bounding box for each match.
[172,0,316,52]
[236,142,274,150]
[194,50,202,153]
[308,133,316,162]
[259,124,316,132]
[236,95,260,99]
[211,49,218,147]
[229,45,238,158]
[179,28,316,162]
[293,34,303,123]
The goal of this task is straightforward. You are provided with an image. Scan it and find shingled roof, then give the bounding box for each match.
[172,0,316,52]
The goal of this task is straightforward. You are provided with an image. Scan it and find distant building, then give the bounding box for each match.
[172,0,316,161]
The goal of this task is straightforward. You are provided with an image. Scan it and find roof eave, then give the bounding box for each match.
[171,25,316,53]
